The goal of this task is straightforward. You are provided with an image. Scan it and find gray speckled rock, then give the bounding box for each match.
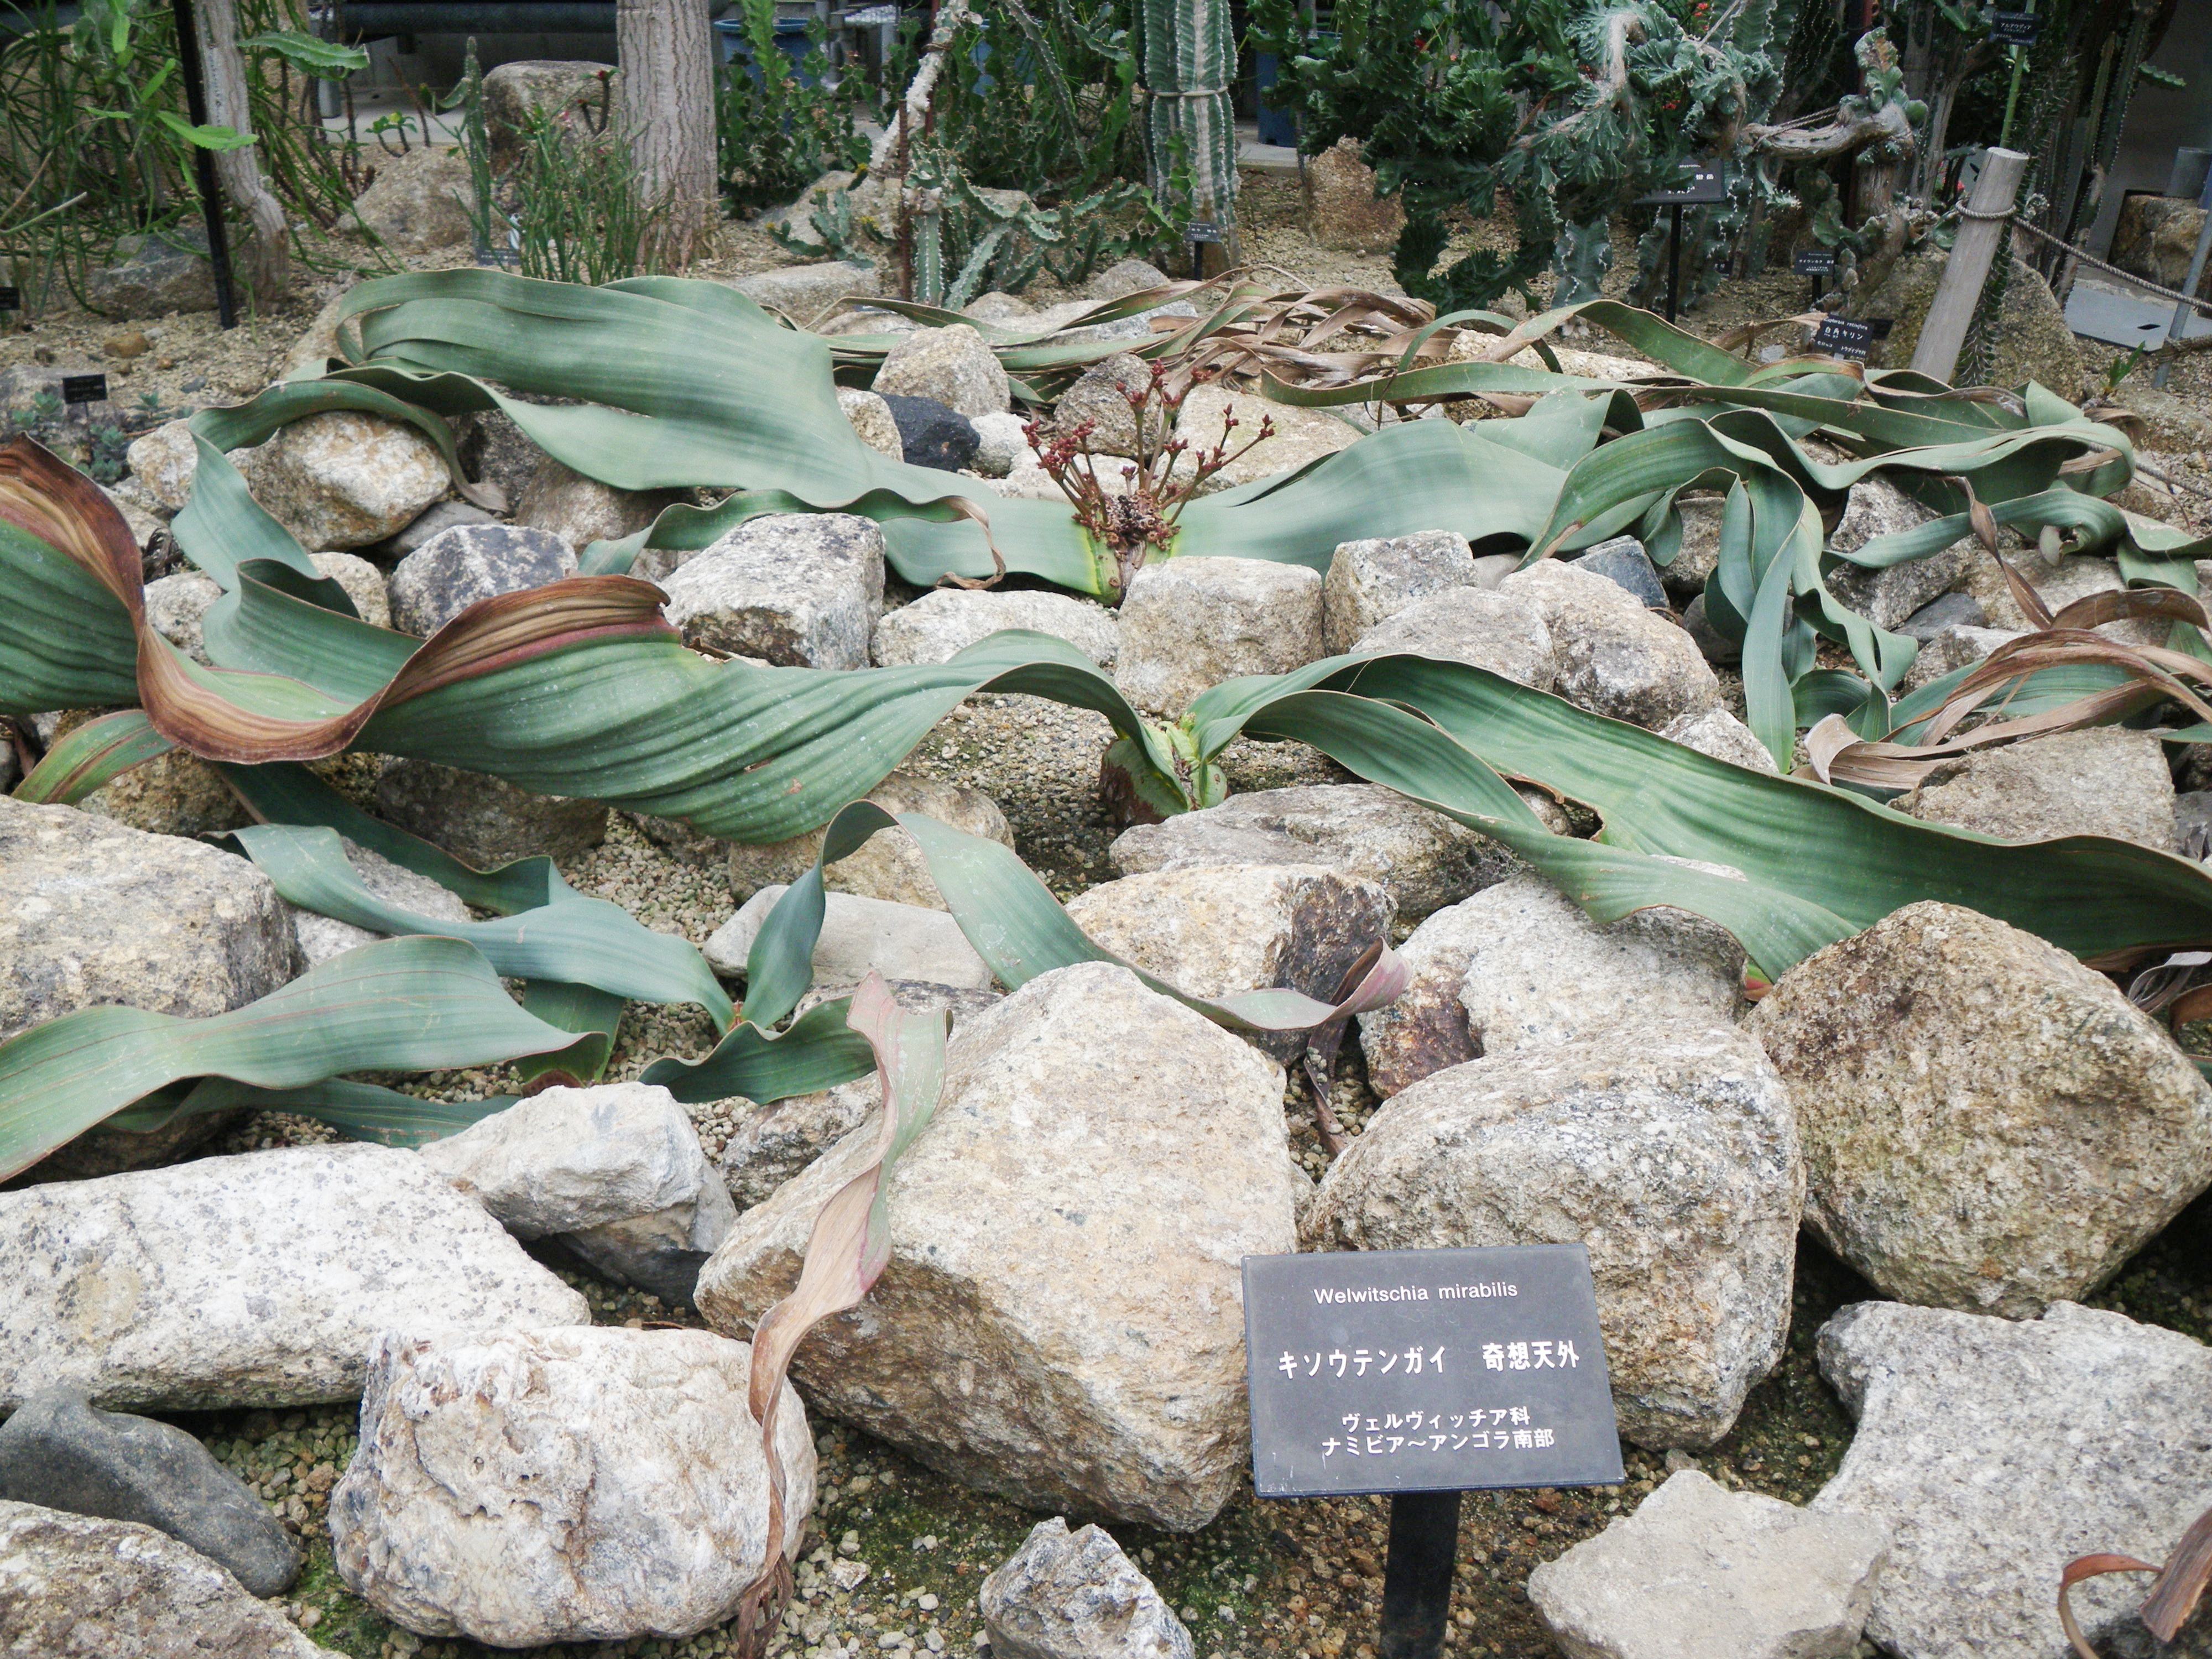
[981,1516,1194,1659]
[376,499,500,562]
[727,259,881,321]
[837,386,905,459]
[1172,385,1357,491]
[1663,497,1724,598]
[721,1075,880,1211]
[968,410,1034,478]
[352,144,473,252]
[1500,561,1719,729]
[1900,621,2023,692]
[1108,782,1520,926]
[310,551,392,629]
[1453,872,1745,1061]
[387,523,576,637]
[1569,536,1667,610]
[240,411,450,551]
[143,570,222,663]
[0,1144,588,1411]
[660,513,884,670]
[373,758,607,867]
[726,769,1013,910]
[1813,1300,2212,1659]
[873,588,1119,669]
[289,837,472,967]
[874,323,1011,416]
[1658,706,1778,773]
[696,962,1301,1530]
[1824,476,1962,630]
[1898,727,2178,851]
[706,886,993,992]
[0,795,297,1046]
[1898,591,1986,640]
[0,1500,341,1658]
[1117,557,1326,718]
[0,1390,298,1596]
[1065,864,1392,1060]
[126,419,199,512]
[1309,1027,1801,1449]
[1350,586,1556,687]
[1747,901,2212,1317]
[514,456,684,565]
[332,1327,812,1645]
[1322,530,1478,654]
[418,1083,735,1305]
[42,705,251,840]
[1051,354,1164,461]
[1528,1470,1888,1659]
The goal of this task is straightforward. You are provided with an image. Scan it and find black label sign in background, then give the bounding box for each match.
[1812,316,1874,360]
[1638,163,1729,206]
[1990,11,2039,44]
[1793,248,1838,275]
[1186,220,1224,244]
[1243,1244,1623,1500]
[0,286,19,311]
[58,373,108,405]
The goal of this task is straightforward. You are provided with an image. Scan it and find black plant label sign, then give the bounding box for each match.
[59,373,109,406]
[1990,11,2039,45]
[1812,317,1874,360]
[1243,1244,1624,1499]
[1793,248,1838,276]
[0,287,19,311]
[1639,161,1729,206]
[1186,220,1224,244]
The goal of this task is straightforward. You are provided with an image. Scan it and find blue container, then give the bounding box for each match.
[714,17,819,87]
[1254,50,1296,148]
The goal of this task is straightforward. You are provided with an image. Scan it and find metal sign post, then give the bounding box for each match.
[1636,163,1729,324]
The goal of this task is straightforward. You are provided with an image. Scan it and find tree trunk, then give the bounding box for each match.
[189,0,289,296]
[616,0,717,267]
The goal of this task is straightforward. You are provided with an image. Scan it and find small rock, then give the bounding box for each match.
[143,570,223,664]
[706,886,994,992]
[1747,901,2212,1316]
[243,410,451,551]
[103,330,152,361]
[1350,586,1555,687]
[0,1144,587,1411]
[482,60,617,168]
[1065,864,1393,1059]
[419,1082,736,1304]
[696,962,1300,1529]
[874,324,1011,418]
[0,1390,298,1597]
[1681,592,1740,665]
[980,1516,1193,1659]
[1826,544,1968,632]
[352,144,475,252]
[1569,536,1668,609]
[387,523,576,636]
[309,551,392,628]
[1171,385,1358,491]
[872,588,1119,669]
[453,408,541,506]
[1322,530,1479,653]
[103,477,169,550]
[373,497,501,560]
[1052,354,1162,460]
[289,836,472,966]
[514,456,684,562]
[1658,706,1778,773]
[332,1326,812,1646]
[838,387,905,460]
[1900,727,2177,850]
[1812,1300,2212,1658]
[660,513,884,670]
[373,758,608,866]
[879,393,982,472]
[726,769,1014,910]
[1662,498,1724,598]
[1896,589,1986,641]
[1085,259,1173,301]
[125,419,200,512]
[1108,782,1519,926]
[1115,556,1325,718]
[728,260,883,322]
[1527,1470,1887,1659]
[721,1076,880,1211]
[1500,560,1719,728]
[2180,789,2212,859]
[1307,1026,1801,1449]
[0,1500,340,1657]
[35,711,249,843]
[86,227,220,315]
[1301,137,1406,255]
[1899,620,2021,692]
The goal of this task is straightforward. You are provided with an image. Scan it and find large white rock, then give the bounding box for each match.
[1108,782,1519,926]
[331,1326,813,1645]
[981,1516,1194,1659]
[660,513,885,670]
[1115,556,1326,718]
[1747,901,2212,1317]
[726,768,1015,911]
[1813,1300,2212,1659]
[1323,530,1479,654]
[1657,705,1777,773]
[1897,727,2179,851]
[143,570,223,664]
[1500,560,1719,728]
[872,587,1120,669]
[386,523,577,637]
[289,837,473,967]
[873,323,1011,416]
[0,1145,588,1411]
[241,411,450,551]
[418,1082,736,1303]
[1172,385,1358,491]
[1350,586,1556,687]
[0,1499,342,1658]
[705,885,994,991]
[1528,1470,1888,1659]
[1307,1027,1802,1449]
[124,419,200,512]
[695,962,1302,1528]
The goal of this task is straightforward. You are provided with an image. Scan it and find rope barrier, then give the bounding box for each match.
[2011,216,2212,319]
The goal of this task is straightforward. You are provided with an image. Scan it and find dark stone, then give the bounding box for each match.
[0,1390,298,1595]
[1900,590,1987,641]
[2178,791,2212,860]
[1569,535,1668,609]
[880,393,981,472]
[86,227,220,317]
[373,498,503,563]
[1683,592,1741,665]
[387,523,577,635]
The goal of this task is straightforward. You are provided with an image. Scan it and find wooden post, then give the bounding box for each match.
[1910,147,2028,383]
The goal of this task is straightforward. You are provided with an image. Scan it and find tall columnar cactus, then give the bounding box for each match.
[1131,0,1238,260]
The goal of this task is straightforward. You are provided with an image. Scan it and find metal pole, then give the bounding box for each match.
[2156,161,2212,385]
[1378,1490,1460,1659]
[169,0,239,329]
[1666,202,1683,324]
[1910,146,2028,383]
